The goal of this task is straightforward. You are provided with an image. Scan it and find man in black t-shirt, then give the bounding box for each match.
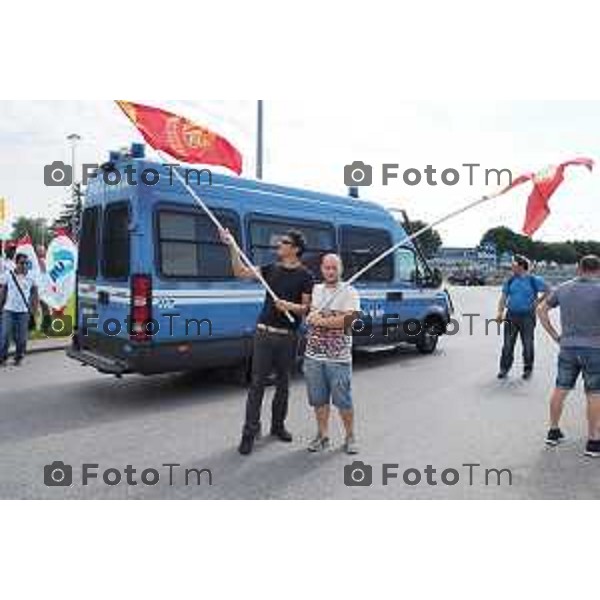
[220,228,314,456]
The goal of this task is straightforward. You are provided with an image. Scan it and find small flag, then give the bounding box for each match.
[40,232,78,310]
[16,235,41,283]
[116,101,243,175]
[502,158,594,236]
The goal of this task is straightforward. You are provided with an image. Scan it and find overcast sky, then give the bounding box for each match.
[0,100,598,247]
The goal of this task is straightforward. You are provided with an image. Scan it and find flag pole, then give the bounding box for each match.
[155,150,295,324]
[115,101,293,323]
[317,190,503,312]
[351,192,501,286]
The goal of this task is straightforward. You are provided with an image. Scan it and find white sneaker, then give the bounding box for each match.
[344,436,360,455]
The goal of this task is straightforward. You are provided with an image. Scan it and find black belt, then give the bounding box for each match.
[257,324,295,336]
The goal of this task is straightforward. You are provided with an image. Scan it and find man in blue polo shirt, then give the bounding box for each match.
[496,255,548,380]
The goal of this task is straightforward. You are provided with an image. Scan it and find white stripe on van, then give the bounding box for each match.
[78,286,444,304]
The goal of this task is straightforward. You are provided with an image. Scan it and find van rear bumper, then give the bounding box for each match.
[67,346,130,376]
[67,333,253,376]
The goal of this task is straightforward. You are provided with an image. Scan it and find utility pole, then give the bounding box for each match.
[67,134,83,238]
[256,100,264,180]
[67,133,81,183]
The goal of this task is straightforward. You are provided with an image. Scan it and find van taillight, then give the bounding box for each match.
[130,274,152,342]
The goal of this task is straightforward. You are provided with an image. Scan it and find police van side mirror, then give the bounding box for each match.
[422,268,443,289]
[432,268,443,288]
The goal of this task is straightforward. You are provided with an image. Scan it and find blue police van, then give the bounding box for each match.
[68,144,453,377]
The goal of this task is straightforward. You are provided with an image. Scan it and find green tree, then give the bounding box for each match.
[481,226,516,255]
[480,227,598,265]
[546,242,578,265]
[10,217,53,247]
[53,182,84,239]
[404,219,443,259]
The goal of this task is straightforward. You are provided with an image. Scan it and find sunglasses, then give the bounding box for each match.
[279,238,294,246]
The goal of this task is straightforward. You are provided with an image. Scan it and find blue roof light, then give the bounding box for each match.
[131,143,145,159]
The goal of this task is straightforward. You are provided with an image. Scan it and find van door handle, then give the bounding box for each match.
[387,292,404,302]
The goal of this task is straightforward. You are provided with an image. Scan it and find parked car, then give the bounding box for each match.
[447,270,487,286]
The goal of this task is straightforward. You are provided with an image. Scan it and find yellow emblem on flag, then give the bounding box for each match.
[165,117,217,157]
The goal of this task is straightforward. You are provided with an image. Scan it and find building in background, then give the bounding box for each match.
[432,243,510,273]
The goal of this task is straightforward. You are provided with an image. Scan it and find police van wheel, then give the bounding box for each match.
[416,331,438,354]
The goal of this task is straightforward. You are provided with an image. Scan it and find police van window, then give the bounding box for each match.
[340,226,394,282]
[102,203,130,280]
[395,248,418,283]
[79,206,100,279]
[158,209,241,279]
[249,218,335,279]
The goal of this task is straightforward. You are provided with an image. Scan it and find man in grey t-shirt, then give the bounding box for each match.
[538,255,600,458]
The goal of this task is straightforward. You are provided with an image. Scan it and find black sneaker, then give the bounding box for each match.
[545,428,566,447]
[13,357,23,367]
[522,370,533,381]
[271,428,293,443]
[497,371,509,380]
[238,435,255,456]
[584,440,600,458]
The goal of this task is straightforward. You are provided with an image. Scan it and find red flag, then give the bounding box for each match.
[116,101,243,175]
[501,158,594,236]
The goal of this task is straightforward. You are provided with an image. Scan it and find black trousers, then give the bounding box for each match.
[243,330,298,437]
[500,312,537,373]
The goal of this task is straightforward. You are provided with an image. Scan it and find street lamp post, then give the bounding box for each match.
[256,100,264,180]
[67,133,82,237]
[67,133,81,183]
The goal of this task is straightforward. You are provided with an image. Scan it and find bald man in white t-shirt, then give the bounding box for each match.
[304,254,361,454]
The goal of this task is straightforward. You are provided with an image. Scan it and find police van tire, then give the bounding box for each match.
[416,331,438,354]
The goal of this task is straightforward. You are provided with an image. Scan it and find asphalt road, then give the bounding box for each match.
[1,287,598,500]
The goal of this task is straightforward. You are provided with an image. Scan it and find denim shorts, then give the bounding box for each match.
[556,347,600,393]
[303,357,353,411]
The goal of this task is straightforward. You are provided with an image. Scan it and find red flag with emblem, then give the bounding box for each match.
[116,101,243,175]
[500,158,594,236]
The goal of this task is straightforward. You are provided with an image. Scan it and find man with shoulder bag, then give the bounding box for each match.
[0,252,39,366]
